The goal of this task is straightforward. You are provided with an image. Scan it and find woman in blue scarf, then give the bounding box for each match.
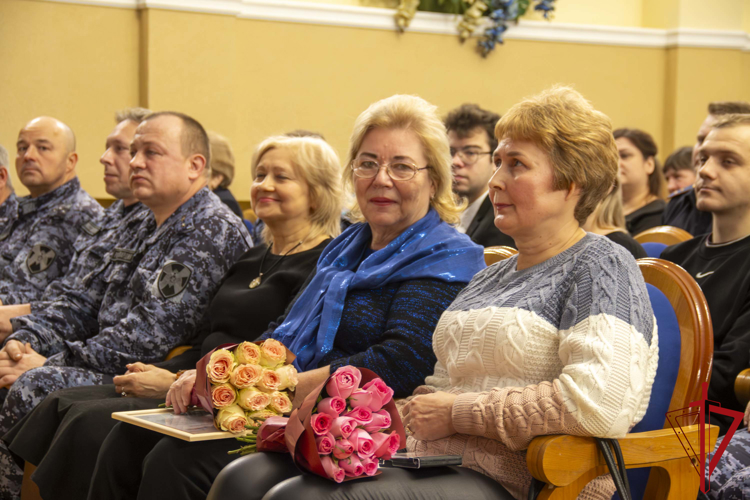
[88,95,485,500]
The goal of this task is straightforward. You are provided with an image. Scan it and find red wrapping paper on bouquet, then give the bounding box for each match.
[193,342,296,424]
[255,366,406,482]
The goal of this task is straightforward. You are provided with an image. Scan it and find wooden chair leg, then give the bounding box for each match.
[535,469,602,500]
[643,456,701,500]
[21,462,42,500]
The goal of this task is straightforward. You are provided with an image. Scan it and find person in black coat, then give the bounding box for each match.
[445,104,515,248]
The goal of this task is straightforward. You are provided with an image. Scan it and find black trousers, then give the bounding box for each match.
[5,384,161,500]
[89,421,243,500]
[209,452,516,500]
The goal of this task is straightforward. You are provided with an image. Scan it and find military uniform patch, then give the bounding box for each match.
[82,221,102,236]
[26,244,56,274]
[111,248,135,263]
[157,262,192,299]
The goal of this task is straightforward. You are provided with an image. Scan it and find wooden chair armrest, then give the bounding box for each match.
[735,368,750,407]
[527,424,718,488]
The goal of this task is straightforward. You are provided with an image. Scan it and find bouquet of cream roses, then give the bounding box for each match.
[193,340,298,434]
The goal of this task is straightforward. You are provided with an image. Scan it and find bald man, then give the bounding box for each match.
[0,117,104,305]
[0,145,17,236]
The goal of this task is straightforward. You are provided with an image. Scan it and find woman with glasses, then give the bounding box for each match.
[86,95,485,500]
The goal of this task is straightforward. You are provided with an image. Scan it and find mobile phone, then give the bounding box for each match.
[379,453,463,469]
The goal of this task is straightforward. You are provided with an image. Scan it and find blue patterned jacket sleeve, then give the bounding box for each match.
[326,279,466,397]
[45,194,251,375]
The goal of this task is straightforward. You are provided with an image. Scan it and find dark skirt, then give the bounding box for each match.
[4,384,161,500]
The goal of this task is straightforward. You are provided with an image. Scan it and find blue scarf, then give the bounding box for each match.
[272,209,485,371]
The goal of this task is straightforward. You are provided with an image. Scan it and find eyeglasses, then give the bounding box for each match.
[450,148,492,166]
[351,158,430,181]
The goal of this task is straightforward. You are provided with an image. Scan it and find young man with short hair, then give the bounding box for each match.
[445,104,515,248]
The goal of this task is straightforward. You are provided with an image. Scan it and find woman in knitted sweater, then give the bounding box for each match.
[258,87,659,500]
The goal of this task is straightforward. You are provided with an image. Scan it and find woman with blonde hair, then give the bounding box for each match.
[87,95,485,500]
[583,178,647,259]
[256,87,657,500]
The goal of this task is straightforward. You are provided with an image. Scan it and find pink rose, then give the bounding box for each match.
[326,366,362,399]
[317,397,347,417]
[339,454,364,477]
[330,417,357,439]
[211,383,237,408]
[363,410,392,433]
[371,430,401,459]
[234,342,261,365]
[230,364,264,388]
[363,378,394,411]
[311,412,333,436]
[349,428,375,459]
[316,432,335,455]
[257,369,281,393]
[320,456,345,483]
[206,349,236,384]
[348,389,372,409]
[259,339,287,368]
[214,404,247,433]
[333,438,354,459]
[361,456,379,476]
[344,406,373,426]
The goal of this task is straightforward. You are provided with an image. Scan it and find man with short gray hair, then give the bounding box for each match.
[0,145,17,235]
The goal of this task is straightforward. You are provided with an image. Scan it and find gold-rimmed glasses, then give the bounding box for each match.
[351,157,430,181]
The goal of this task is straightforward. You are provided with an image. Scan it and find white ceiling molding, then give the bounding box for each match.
[29,0,750,51]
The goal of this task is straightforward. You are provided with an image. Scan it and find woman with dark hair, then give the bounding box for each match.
[614,128,667,235]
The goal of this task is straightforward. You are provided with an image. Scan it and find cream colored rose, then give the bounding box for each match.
[230,364,264,389]
[268,391,293,414]
[234,342,262,365]
[211,383,237,408]
[215,404,248,433]
[275,364,299,391]
[259,339,287,368]
[206,349,236,384]
[237,387,272,411]
[256,368,282,393]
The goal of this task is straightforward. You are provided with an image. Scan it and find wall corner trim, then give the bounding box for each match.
[31,0,750,51]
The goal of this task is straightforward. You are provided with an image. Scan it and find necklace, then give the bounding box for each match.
[249,240,303,289]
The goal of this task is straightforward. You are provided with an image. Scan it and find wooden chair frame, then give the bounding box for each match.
[484,246,517,266]
[527,258,714,499]
[634,226,693,246]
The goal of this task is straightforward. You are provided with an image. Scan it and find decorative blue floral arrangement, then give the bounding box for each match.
[395,0,556,56]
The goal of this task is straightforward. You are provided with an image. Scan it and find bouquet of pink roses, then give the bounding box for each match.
[193,340,298,433]
[231,366,405,483]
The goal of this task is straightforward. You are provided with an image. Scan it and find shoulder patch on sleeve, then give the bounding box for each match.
[26,243,57,274]
[157,261,193,298]
[82,220,102,236]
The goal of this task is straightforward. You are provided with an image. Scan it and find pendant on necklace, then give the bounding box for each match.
[249,276,262,289]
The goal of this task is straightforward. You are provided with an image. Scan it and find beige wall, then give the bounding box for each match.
[0,0,748,203]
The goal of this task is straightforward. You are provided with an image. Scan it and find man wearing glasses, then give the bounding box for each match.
[445,104,515,247]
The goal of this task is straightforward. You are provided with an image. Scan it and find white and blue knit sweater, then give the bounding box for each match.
[409,233,658,498]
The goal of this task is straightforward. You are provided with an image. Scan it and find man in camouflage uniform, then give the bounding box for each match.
[0,112,252,500]
[0,146,17,236]
[0,117,104,305]
[0,109,153,338]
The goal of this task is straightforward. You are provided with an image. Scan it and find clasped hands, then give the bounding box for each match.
[0,340,46,387]
[401,391,458,441]
[113,362,178,400]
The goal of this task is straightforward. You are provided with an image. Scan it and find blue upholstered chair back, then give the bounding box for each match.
[612,284,681,500]
[641,242,667,258]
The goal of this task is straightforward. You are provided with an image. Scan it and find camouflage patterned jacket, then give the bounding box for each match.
[31,200,151,311]
[8,188,252,376]
[0,193,18,236]
[0,178,104,305]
